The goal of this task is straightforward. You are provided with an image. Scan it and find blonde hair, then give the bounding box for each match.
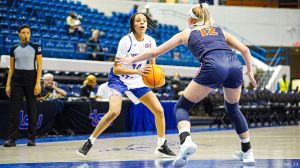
[190,3,214,27]
[83,75,97,85]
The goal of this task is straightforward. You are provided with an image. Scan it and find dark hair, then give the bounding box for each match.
[129,12,157,33]
[18,24,31,33]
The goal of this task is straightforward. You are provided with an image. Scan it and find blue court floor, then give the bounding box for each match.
[1,159,300,168]
[0,126,299,168]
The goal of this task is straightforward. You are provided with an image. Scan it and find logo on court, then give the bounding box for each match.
[98,144,152,152]
[19,110,43,130]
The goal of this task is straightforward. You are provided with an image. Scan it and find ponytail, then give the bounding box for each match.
[189,3,214,27]
[201,3,214,27]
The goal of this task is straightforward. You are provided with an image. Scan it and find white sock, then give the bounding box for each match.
[89,136,96,145]
[178,127,190,135]
[240,138,250,143]
[157,137,165,147]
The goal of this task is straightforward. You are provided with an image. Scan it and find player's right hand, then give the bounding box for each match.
[138,65,152,76]
[246,71,257,87]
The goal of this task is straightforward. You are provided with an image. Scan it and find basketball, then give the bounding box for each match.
[142,64,165,88]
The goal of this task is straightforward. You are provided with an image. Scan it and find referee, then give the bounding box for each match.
[4,24,42,147]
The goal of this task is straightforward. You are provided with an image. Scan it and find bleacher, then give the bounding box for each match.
[0,0,291,92]
[0,0,201,66]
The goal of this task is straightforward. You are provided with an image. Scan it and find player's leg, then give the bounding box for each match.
[91,95,122,138]
[77,94,122,157]
[223,86,255,164]
[173,81,212,167]
[139,91,176,157]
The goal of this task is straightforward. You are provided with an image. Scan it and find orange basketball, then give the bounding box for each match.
[142,64,165,88]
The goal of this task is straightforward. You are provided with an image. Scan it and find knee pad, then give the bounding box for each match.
[224,101,248,134]
[174,96,195,124]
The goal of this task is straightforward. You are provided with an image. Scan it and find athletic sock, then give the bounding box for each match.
[240,138,251,153]
[157,137,165,147]
[89,136,96,145]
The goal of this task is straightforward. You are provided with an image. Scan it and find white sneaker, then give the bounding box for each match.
[173,136,197,167]
[233,149,256,165]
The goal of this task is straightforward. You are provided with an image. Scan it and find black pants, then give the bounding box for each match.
[8,70,37,140]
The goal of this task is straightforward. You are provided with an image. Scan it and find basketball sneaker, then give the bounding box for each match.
[173,136,197,167]
[154,140,176,157]
[27,139,36,146]
[77,139,93,157]
[3,139,16,147]
[233,148,255,165]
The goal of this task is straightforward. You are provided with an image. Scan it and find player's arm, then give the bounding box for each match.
[149,37,157,65]
[129,30,188,63]
[223,31,257,87]
[113,62,148,75]
[113,36,150,75]
[223,31,252,73]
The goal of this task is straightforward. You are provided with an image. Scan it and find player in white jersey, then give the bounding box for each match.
[77,12,176,157]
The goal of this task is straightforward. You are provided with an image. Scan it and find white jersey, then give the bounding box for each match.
[114,32,156,89]
[96,82,110,101]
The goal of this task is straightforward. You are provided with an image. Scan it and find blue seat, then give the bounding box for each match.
[32,32,41,38]
[64,42,74,49]
[52,34,60,40]
[31,24,39,31]
[70,36,78,41]
[17,16,26,22]
[1,29,9,35]
[49,27,57,33]
[42,33,52,39]
[40,25,48,32]
[0,13,7,19]
[31,39,42,45]
[61,35,69,40]
[10,28,18,36]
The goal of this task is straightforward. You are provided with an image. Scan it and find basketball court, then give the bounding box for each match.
[0,126,299,167]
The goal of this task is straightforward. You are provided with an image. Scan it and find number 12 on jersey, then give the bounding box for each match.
[199,27,218,37]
